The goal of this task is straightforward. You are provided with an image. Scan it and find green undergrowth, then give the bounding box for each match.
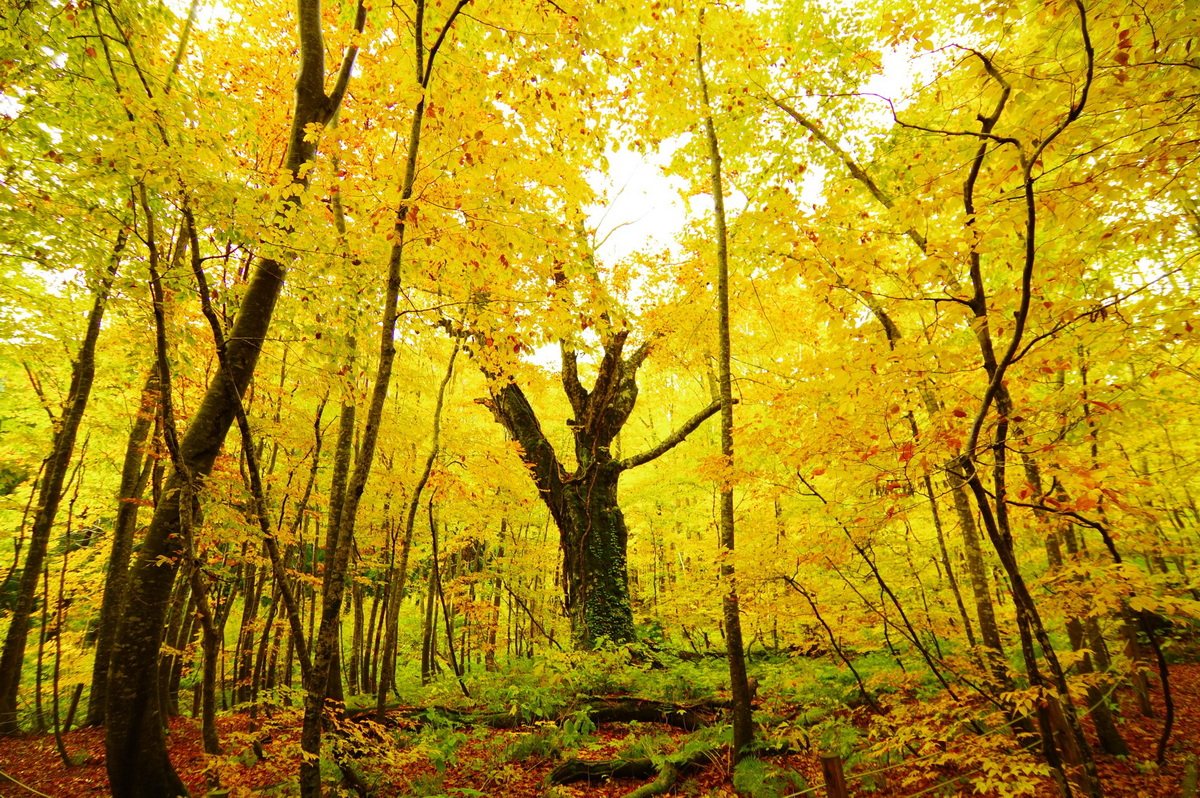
[502,709,598,762]
[734,756,811,798]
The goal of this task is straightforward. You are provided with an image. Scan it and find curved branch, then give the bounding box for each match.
[618,399,725,471]
[966,0,1095,456]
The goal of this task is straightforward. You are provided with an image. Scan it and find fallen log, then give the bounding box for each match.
[347,694,724,731]
[584,696,715,730]
[548,757,658,785]
[548,747,715,793]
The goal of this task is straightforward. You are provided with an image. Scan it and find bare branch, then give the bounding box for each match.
[618,399,725,470]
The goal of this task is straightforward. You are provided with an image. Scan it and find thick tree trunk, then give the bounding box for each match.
[104,256,285,796]
[558,466,636,647]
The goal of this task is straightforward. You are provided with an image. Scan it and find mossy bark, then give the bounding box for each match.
[560,464,636,647]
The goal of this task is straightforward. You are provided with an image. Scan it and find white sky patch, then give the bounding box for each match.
[0,94,22,119]
[586,144,690,266]
[164,0,241,29]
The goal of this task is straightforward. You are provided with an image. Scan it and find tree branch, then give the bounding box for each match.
[619,399,726,470]
[560,342,588,419]
[581,330,629,431]
[625,336,657,376]
[325,0,367,115]
[482,382,565,497]
[422,0,472,87]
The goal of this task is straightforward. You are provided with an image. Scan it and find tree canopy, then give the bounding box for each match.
[0,0,1197,795]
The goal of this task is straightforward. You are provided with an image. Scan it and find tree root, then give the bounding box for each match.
[624,762,680,797]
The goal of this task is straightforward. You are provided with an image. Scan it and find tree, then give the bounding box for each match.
[482,326,722,648]
[696,9,754,757]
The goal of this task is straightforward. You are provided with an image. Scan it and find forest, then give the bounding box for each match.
[0,0,1197,795]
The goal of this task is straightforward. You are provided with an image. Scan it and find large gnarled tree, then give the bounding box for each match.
[483,329,721,648]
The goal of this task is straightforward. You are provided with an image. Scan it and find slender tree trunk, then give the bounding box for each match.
[34,565,49,734]
[188,561,222,755]
[378,345,458,718]
[158,581,195,721]
[52,494,76,765]
[431,503,469,696]
[485,537,504,672]
[321,362,355,705]
[234,558,263,704]
[0,230,126,734]
[86,369,159,727]
[697,22,753,759]
[363,586,381,694]
[421,570,438,684]
[348,582,364,694]
[250,583,281,719]
[921,474,976,649]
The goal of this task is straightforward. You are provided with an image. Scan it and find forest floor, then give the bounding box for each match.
[0,663,1197,797]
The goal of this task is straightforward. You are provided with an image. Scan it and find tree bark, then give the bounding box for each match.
[322,354,356,704]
